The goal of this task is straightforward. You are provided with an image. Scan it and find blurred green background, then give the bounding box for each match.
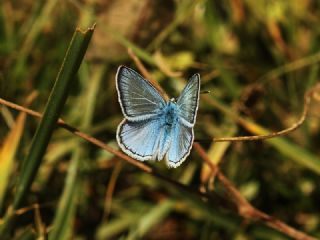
[0,0,320,239]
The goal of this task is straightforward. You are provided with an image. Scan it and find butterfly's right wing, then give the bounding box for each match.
[116,118,162,161]
[176,74,200,127]
[116,66,166,121]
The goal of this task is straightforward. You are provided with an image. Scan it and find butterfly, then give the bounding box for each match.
[116,66,200,168]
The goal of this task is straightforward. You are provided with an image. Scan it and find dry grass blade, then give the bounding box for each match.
[0,92,37,210]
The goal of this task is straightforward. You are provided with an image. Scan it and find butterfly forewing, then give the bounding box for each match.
[177,74,200,127]
[116,66,166,121]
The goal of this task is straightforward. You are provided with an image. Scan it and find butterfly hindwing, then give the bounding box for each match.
[116,66,166,121]
[117,118,162,161]
[177,74,200,127]
[166,122,194,168]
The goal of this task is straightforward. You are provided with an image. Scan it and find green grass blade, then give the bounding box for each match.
[96,215,139,240]
[103,26,155,65]
[11,0,59,84]
[0,111,27,210]
[49,33,102,239]
[244,123,320,174]
[48,150,80,240]
[13,25,94,210]
[126,200,175,240]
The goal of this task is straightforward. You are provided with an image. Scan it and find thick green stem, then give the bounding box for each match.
[0,25,94,237]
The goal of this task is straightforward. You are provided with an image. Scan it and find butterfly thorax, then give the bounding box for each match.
[163,101,178,127]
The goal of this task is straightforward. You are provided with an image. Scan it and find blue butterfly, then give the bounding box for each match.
[116,66,200,168]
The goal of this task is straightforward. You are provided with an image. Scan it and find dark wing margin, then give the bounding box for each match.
[116,66,166,121]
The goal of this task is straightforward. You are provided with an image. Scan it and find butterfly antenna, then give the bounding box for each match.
[194,139,213,143]
[200,90,211,94]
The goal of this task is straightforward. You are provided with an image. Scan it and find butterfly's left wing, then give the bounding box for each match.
[176,74,200,127]
[165,123,194,168]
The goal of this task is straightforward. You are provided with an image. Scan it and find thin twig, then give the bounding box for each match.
[212,87,315,142]
[103,161,123,220]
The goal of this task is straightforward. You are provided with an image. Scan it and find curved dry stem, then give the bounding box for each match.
[212,87,316,142]
[102,161,123,221]
[194,143,317,240]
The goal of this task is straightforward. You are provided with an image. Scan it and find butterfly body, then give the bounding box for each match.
[116,66,200,168]
[162,100,179,126]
